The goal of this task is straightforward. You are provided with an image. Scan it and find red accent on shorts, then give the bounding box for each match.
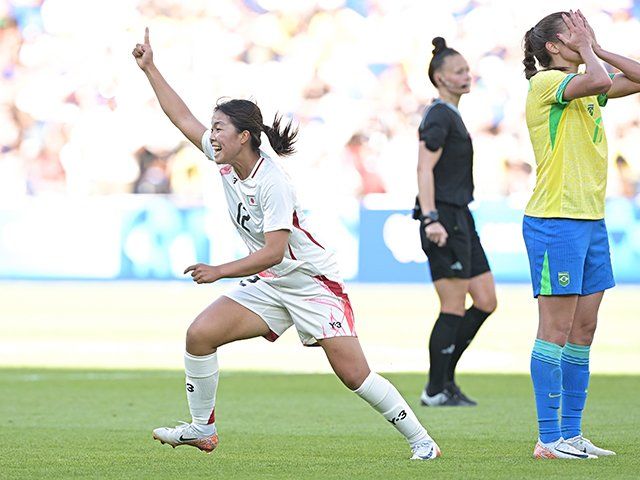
[314,275,356,333]
[258,270,276,278]
[220,165,232,175]
[288,244,297,260]
[207,408,216,425]
[250,157,265,178]
[292,211,325,250]
[263,329,279,342]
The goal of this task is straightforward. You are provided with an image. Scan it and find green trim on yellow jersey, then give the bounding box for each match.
[548,103,566,150]
[525,70,609,220]
[555,73,577,105]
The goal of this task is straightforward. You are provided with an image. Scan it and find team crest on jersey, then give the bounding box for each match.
[587,104,594,116]
[247,195,257,206]
[558,271,570,287]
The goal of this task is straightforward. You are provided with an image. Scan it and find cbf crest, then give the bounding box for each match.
[558,271,570,287]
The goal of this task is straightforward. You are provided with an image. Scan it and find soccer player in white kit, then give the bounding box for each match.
[132,28,440,460]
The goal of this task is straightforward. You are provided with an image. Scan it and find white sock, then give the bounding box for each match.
[354,372,431,446]
[184,351,219,434]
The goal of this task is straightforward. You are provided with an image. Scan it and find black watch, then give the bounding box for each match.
[421,210,439,226]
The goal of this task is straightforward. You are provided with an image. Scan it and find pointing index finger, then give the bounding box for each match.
[144,26,150,45]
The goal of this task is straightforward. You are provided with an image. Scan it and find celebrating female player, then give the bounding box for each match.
[132,28,440,460]
[415,37,497,407]
[522,10,640,459]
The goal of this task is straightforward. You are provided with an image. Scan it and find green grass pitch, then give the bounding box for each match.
[2,369,638,479]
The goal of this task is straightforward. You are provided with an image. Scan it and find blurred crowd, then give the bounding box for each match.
[1,0,639,209]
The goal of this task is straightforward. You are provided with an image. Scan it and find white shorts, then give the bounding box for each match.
[224,269,357,346]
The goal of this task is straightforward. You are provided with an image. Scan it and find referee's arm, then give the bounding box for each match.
[416,142,442,217]
[417,143,448,247]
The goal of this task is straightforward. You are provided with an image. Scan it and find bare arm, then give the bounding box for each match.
[132,28,206,149]
[417,143,440,215]
[579,10,640,99]
[558,11,612,101]
[593,48,640,98]
[184,230,290,284]
[417,143,447,247]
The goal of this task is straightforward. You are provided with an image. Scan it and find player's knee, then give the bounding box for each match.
[340,368,370,391]
[570,320,597,345]
[186,320,221,354]
[540,325,571,345]
[439,295,466,316]
[440,306,466,317]
[475,296,497,314]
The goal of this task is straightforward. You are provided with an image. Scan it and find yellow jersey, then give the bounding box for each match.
[525,69,610,219]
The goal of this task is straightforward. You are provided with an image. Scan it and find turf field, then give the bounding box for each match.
[1,281,638,478]
[1,282,639,373]
[1,369,638,479]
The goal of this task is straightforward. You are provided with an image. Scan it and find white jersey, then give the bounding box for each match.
[201,130,341,279]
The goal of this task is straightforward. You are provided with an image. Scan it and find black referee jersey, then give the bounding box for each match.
[418,99,474,207]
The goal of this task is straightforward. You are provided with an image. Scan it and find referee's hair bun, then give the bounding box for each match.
[432,37,447,55]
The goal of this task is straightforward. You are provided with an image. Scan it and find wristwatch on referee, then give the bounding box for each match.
[421,210,439,226]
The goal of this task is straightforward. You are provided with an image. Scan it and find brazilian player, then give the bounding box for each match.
[522,9,640,459]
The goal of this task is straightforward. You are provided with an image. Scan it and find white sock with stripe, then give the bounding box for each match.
[184,351,219,435]
[354,372,431,446]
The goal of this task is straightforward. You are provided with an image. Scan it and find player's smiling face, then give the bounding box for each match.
[209,110,247,164]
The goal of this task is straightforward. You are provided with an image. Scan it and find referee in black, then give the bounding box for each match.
[415,37,497,407]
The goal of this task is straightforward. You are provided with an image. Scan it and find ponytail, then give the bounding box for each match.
[262,114,298,157]
[522,12,569,79]
[214,98,298,157]
[523,28,538,80]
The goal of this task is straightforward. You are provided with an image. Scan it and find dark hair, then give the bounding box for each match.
[428,37,460,87]
[214,98,298,157]
[523,12,569,79]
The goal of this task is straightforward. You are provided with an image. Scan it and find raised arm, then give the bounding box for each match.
[558,11,612,101]
[132,28,207,149]
[578,11,640,99]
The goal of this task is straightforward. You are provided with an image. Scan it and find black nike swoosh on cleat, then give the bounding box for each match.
[179,435,198,441]
[556,448,588,458]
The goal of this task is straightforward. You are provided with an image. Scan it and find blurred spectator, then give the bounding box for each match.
[613,155,639,199]
[343,132,386,198]
[133,146,171,194]
[0,0,638,208]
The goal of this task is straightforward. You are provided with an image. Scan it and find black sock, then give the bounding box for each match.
[446,306,492,385]
[427,312,463,396]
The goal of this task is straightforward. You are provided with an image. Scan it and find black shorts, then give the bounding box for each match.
[419,203,491,281]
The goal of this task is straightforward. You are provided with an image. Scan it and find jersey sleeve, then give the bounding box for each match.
[531,70,576,106]
[201,129,215,161]
[418,105,450,152]
[597,73,617,107]
[260,176,294,233]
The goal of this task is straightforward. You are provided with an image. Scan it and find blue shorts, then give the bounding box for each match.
[522,216,615,297]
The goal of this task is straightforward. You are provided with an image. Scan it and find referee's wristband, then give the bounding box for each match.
[421,218,439,227]
[420,210,439,227]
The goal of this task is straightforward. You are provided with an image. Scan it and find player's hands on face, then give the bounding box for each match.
[132,27,153,70]
[577,10,600,50]
[184,263,222,284]
[557,10,591,53]
[425,222,448,247]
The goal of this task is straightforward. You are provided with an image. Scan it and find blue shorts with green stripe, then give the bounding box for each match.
[522,216,615,297]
